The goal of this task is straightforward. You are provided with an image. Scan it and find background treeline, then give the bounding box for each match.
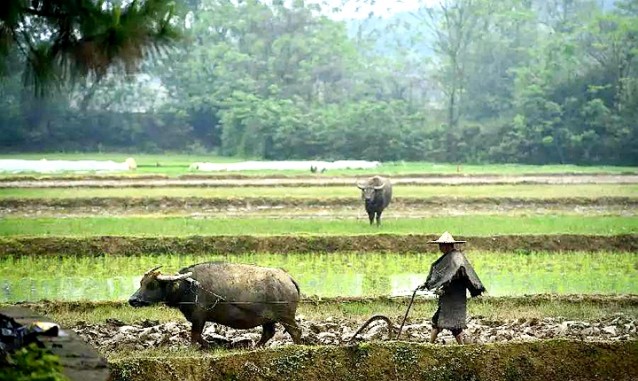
[1,0,637,165]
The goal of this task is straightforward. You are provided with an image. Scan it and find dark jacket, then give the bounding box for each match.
[425,249,485,329]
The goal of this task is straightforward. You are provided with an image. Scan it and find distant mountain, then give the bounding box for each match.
[343,0,622,57]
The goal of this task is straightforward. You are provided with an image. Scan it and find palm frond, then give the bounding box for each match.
[3,0,182,95]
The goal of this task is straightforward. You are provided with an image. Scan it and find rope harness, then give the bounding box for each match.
[176,277,301,334]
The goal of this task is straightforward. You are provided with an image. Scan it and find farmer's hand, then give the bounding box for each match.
[434,288,445,296]
[417,283,429,291]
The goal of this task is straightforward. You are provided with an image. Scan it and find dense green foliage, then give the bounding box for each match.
[1,0,636,164]
[0,344,68,381]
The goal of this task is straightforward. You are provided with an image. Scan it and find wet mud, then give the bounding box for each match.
[75,313,637,354]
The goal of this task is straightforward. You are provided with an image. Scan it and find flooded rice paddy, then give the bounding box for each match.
[2,251,636,302]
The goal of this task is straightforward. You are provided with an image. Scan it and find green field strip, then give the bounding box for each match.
[2,251,635,301]
[1,184,636,199]
[1,216,636,237]
[11,295,638,326]
[0,154,635,176]
[5,251,634,278]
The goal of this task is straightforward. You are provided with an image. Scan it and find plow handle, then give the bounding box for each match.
[396,287,419,340]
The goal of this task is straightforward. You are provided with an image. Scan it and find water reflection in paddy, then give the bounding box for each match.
[2,251,636,302]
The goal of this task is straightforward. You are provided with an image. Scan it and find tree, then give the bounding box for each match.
[0,0,180,95]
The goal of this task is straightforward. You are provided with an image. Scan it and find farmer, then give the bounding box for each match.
[418,232,485,344]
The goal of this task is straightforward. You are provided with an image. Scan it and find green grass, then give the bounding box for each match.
[1,252,636,302]
[1,216,636,237]
[0,153,635,176]
[10,297,638,327]
[1,184,636,199]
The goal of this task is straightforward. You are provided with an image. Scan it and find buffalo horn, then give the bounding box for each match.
[374,182,385,190]
[144,265,163,276]
[356,183,365,190]
[157,272,194,282]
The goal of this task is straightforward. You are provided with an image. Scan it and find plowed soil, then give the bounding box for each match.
[1,196,635,217]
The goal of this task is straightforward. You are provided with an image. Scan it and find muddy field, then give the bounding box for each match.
[2,174,638,188]
[2,196,636,217]
[4,169,636,380]
[74,313,637,354]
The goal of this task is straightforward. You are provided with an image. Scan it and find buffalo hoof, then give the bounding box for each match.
[230,338,254,349]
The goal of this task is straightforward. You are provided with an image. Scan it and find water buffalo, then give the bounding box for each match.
[357,175,392,226]
[128,262,302,347]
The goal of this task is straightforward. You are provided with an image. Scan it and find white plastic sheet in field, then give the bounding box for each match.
[0,158,137,173]
[189,160,381,172]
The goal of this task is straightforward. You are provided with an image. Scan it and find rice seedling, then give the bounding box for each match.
[2,251,635,302]
[1,216,635,237]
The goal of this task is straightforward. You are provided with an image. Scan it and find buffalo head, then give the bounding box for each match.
[128,266,193,307]
[357,181,386,204]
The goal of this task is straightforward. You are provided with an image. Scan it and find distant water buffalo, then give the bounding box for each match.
[129,262,302,348]
[357,176,392,226]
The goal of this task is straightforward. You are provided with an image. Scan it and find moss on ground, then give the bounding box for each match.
[108,340,638,381]
[1,234,637,257]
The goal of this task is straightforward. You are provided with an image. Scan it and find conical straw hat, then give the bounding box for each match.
[428,231,466,244]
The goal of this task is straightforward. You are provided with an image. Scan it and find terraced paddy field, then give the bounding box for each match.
[2,251,636,302]
[4,297,637,380]
[1,163,636,380]
[1,184,636,217]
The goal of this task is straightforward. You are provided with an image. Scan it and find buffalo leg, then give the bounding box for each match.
[368,211,375,225]
[282,319,302,344]
[191,320,208,348]
[375,211,382,226]
[256,322,276,347]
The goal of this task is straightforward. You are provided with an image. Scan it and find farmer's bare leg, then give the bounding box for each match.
[429,327,440,343]
[454,330,465,345]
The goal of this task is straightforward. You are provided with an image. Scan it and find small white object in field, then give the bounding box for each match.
[125,157,137,170]
[191,160,381,172]
[0,158,138,173]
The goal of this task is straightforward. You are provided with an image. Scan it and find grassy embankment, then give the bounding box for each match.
[0,153,636,176]
[1,184,636,199]
[1,216,635,236]
[9,295,638,328]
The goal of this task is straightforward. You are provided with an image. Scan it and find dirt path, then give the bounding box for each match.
[2,174,638,188]
[3,234,637,256]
